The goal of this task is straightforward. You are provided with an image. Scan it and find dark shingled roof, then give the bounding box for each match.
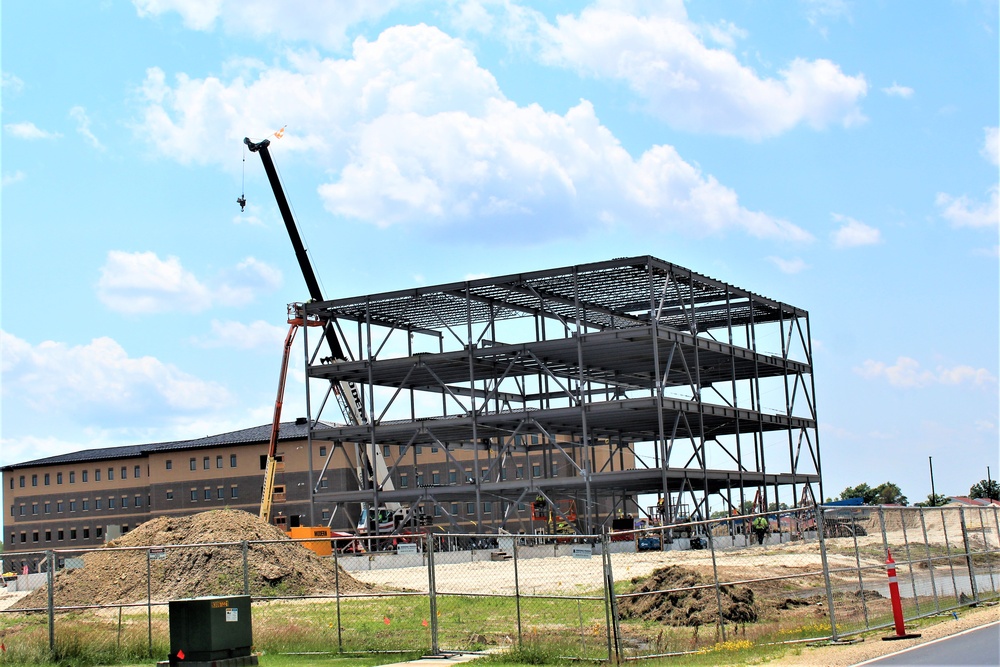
[1,421,313,471]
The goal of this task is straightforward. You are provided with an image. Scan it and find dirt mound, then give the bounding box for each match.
[617,565,757,627]
[15,510,372,608]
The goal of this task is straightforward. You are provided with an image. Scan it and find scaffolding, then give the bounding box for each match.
[300,255,821,534]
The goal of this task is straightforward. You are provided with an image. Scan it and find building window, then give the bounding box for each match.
[94,469,100,482]
[19,505,25,516]
[415,446,423,454]
[96,527,103,538]
[431,445,438,453]
[19,532,26,543]
[216,456,223,469]
[434,505,442,517]
[19,476,25,488]
[44,473,50,485]
[190,459,196,471]
[81,499,89,511]
[451,503,459,516]
[217,488,224,499]
[32,474,37,487]
[318,447,326,458]
[44,503,50,514]
[190,489,197,501]
[57,472,63,484]
[83,528,90,539]
[400,474,408,488]
[45,530,52,542]
[166,491,174,500]
[231,486,238,498]
[230,454,237,467]
[432,472,441,485]
[320,478,328,488]
[321,509,330,520]
[449,471,457,484]
[398,445,405,454]
[382,445,391,457]
[82,470,88,482]
[203,457,210,470]
[58,529,64,541]
[122,466,128,479]
[500,469,508,480]
[203,488,211,500]
[107,468,114,481]
[70,529,77,540]
[166,460,173,470]
[134,465,141,478]
[466,502,475,515]
[70,501,77,512]
[532,464,541,478]
[33,532,39,542]
[8,478,11,490]
[70,471,76,483]
[416,473,423,486]
[31,503,38,515]
[121,496,128,508]
[57,502,64,513]
[95,499,102,510]
[515,466,523,479]
[135,495,142,507]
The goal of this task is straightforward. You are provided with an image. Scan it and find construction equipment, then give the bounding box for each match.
[244,136,404,537]
[531,496,578,537]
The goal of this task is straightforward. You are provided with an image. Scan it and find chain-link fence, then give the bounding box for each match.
[1,504,997,664]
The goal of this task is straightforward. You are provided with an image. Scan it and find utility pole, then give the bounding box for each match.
[929,456,937,507]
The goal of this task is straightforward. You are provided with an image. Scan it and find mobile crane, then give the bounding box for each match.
[244,136,404,537]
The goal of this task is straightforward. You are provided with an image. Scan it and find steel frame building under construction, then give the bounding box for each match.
[300,255,821,534]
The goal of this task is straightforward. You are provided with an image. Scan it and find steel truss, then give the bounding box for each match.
[301,256,821,533]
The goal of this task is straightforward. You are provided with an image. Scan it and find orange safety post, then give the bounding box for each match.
[882,549,921,641]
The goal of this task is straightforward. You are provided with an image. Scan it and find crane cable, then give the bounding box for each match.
[237,144,247,212]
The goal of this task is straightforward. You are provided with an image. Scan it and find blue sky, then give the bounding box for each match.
[2,1,997,515]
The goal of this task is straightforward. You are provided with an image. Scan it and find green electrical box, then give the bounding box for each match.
[168,595,253,665]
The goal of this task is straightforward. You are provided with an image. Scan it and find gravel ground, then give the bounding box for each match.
[765,603,1000,666]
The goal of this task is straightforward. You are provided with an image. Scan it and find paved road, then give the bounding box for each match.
[855,621,1000,666]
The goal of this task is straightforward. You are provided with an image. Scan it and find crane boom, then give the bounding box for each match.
[244,136,402,534]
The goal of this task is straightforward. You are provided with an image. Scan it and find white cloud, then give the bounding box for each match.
[936,187,999,229]
[131,0,397,49]
[4,121,61,140]
[136,24,812,242]
[96,251,281,314]
[882,82,914,98]
[69,106,105,150]
[2,72,24,94]
[855,356,996,389]
[2,170,26,187]
[0,330,233,420]
[532,3,867,139]
[767,256,807,274]
[831,213,882,248]
[981,126,999,166]
[193,319,288,349]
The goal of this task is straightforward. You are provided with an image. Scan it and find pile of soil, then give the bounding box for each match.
[617,565,757,627]
[15,510,372,608]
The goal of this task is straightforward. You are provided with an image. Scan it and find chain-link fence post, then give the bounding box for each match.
[940,507,960,603]
[959,507,979,603]
[46,550,55,654]
[899,507,920,616]
[816,508,840,641]
[147,547,153,657]
[707,528,726,642]
[918,508,940,612]
[242,541,250,596]
[978,507,997,597]
[333,546,343,652]
[600,533,620,663]
[512,535,523,647]
[426,531,439,655]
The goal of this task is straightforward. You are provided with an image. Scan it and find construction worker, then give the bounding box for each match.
[752,515,769,545]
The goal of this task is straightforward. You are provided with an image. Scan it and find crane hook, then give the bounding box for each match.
[237,195,247,212]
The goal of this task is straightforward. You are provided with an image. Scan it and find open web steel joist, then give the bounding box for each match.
[300,255,821,533]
